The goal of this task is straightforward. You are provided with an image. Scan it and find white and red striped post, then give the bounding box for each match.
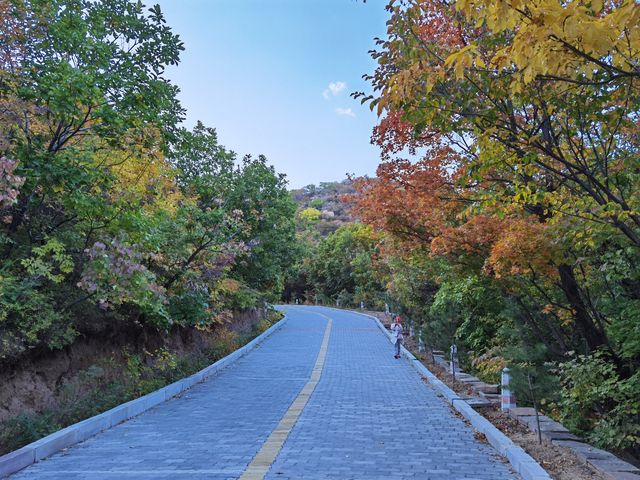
[501,367,516,411]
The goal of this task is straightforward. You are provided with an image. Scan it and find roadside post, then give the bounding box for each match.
[450,344,458,381]
[501,367,517,411]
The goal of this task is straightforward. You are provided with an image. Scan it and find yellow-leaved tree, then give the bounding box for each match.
[453,0,640,89]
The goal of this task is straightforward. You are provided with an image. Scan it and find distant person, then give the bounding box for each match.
[391,316,404,359]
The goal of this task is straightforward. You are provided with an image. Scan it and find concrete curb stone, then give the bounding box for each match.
[162,379,184,400]
[506,448,552,480]
[107,404,129,427]
[30,426,77,462]
[0,313,289,479]
[0,449,33,479]
[73,411,112,442]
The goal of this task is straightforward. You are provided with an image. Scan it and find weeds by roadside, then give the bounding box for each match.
[0,309,282,455]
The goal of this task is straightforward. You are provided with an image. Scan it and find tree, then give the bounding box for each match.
[225,156,298,299]
[169,121,235,188]
[298,207,322,224]
[0,1,296,364]
[12,0,184,151]
[355,0,640,353]
[307,223,386,307]
[455,0,640,89]
[361,0,640,247]
[169,123,298,300]
[350,0,640,453]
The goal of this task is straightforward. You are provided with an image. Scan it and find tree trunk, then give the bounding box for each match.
[557,263,608,352]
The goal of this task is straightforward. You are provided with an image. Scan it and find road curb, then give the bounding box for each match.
[0,314,289,479]
[356,310,552,480]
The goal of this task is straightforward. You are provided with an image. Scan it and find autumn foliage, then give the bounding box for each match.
[349,0,640,454]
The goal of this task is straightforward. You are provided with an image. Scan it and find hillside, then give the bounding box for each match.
[290,180,356,236]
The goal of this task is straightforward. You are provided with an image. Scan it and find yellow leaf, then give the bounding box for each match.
[592,0,603,14]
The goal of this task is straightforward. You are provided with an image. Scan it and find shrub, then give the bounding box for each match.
[0,313,268,455]
[0,412,61,452]
[168,290,211,327]
[471,349,507,384]
[556,351,640,452]
[78,240,169,328]
[0,275,76,360]
[208,328,238,358]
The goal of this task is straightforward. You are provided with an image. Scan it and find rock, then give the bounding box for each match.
[472,383,499,394]
[587,457,639,476]
[507,407,537,419]
[517,415,568,434]
[540,430,581,444]
[478,393,501,407]
[462,397,494,409]
[552,440,612,464]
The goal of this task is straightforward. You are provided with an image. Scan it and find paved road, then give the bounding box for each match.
[11,307,518,480]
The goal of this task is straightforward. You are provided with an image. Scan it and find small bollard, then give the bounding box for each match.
[450,344,458,381]
[360,301,364,310]
[385,303,390,314]
[501,367,517,411]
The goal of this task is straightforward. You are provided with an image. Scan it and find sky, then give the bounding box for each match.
[155,0,390,188]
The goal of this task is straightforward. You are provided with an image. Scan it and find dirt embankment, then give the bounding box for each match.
[0,308,264,423]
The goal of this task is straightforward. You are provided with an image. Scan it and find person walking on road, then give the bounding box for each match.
[391,315,404,359]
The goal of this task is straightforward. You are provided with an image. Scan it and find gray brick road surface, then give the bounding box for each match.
[10,307,518,480]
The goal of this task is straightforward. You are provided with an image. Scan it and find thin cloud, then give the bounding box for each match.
[329,81,346,95]
[336,107,355,117]
[323,81,346,99]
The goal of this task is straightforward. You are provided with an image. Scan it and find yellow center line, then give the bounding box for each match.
[239,312,333,480]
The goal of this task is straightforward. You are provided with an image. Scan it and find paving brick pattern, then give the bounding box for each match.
[10,307,518,480]
[265,308,517,480]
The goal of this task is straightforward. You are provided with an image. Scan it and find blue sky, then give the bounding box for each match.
[155,0,389,188]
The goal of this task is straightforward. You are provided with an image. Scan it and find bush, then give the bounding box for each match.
[556,351,640,453]
[471,348,507,384]
[0,413,61,453]
[208,329,238,358]
[167,290,211,327]
[0,276,76,361]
